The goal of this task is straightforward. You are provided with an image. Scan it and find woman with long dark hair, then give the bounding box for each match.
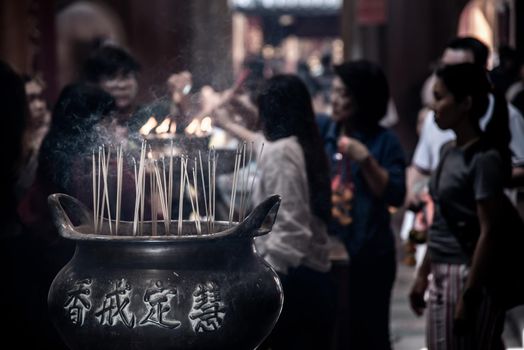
[409,63,518,349]
[215,74,335,349]
[255,74,331,225]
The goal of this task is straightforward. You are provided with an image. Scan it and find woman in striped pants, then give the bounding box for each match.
[408,63,511,349]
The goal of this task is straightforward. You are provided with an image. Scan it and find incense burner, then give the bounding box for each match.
[47,193,283,350]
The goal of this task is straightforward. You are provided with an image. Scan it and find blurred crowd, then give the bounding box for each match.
[1,34,524,350]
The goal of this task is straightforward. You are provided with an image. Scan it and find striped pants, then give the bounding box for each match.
[426,263,505,350]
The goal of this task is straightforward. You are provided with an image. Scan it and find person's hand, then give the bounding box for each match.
[167,71,192,105]
[406,184,426,211]
[409,275,428,316]
[337,136,370,162]
[405,192,425,212]
[200,86,222,112]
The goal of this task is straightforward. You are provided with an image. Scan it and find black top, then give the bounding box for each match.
[428,141,505,264]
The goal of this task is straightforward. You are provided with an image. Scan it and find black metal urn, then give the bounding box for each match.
[47,193,283,350]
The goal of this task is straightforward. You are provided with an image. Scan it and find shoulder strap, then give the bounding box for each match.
[433,142,454,193]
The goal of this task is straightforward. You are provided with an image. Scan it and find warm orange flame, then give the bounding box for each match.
[185,117,213,136]
[139,116,158,135]
[200,117,212,133]
[170,121,177,133]
[185,118,199,135]
[155,117,171,134]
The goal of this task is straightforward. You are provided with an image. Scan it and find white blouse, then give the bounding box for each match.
[252,135,331,274]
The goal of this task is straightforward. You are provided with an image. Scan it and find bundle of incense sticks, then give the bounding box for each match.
[91,140,263,236]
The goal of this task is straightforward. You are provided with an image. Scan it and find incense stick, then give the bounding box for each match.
[132,157,138,234]
[153,160,169,234]
[168,142,174,233]
[115,145,123,235]
[183,157,200,234]
[140,162,145,235]
[161,158,169,233]
[133,158,138,189]
[97,147,102,233]
[178,155,185,235]
[150,162,157,236]
[208,149,212,233]
[162,157,168,212]
[133,141,146,235]
[212,149,217,232]
[242,141,254,220]
[92,150,98,233]
[246,142,264,217]
[100,146,113,234]
[198,151,209,233]
[229,144,242,226]
[228,146,238,225]
[192,159,201,234]
[239,142,248,220]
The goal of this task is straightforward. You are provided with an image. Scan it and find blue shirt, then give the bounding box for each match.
[317,116,406,258]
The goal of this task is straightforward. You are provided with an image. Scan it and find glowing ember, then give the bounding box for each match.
[155,117,171,134]
[139,116,158,135]
[200,117,212,133]
[140,115,211,138]
[185,117,213,136]
[170,121,177,133]
[185,118,199,135]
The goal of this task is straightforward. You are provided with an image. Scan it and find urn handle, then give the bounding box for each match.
[234,194,281,238]
[48,193,93,235]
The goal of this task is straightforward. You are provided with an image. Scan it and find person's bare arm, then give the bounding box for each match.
[358,155,389,197]
[409,251,431,316]
[228,93,259,130]
[338,135,388,197]
[213,107,259,142]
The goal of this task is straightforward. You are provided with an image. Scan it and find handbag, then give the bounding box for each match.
[483,194,524,310]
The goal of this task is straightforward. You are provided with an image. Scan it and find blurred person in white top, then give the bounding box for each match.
[407,37,524,209]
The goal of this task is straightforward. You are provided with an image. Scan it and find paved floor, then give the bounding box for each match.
[391,263,426,350]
